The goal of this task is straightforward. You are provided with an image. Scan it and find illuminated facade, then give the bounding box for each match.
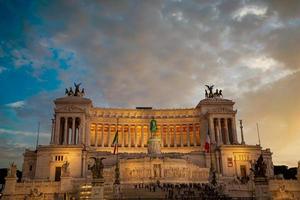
[8,86,298,199]
[24,87,274,181]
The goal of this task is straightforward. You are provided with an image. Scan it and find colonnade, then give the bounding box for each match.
[209,117,237,145]
[52,116,82,145]
[89,123,201,148]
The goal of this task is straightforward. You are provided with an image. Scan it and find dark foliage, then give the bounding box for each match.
[274,165,297,179]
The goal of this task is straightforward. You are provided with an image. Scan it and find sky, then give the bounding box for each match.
[0,0,300,168]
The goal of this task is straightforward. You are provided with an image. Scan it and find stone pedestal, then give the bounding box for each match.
[255,177,270,200]
[113,184,121,199]
[3,177,17,196]
[60,176,73,192]
[91,178,104,200]
[147,135,161,155]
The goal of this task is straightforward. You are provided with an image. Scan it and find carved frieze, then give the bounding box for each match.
[55,105,85,113]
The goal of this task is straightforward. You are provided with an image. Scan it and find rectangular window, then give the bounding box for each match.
[55,167,61,181]
[240,165,247,178]
[227,157,233,167]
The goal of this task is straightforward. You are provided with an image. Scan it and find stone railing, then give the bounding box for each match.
[14,181,60,194]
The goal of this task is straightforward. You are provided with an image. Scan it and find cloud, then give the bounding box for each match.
[236,71,300,166]
[0,128,49,138]
[5,101,25,108]
[241,56,278,71]
[232,5,268,21]
[0,138,32,168]
[0,0,300,167]
[0,66,6,74]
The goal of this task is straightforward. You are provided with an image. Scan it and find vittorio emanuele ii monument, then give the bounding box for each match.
[2,84,300,199]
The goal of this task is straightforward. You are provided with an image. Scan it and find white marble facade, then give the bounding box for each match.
[3,88,281,199]
[22,92,274,182]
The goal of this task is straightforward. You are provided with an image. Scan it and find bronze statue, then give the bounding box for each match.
[8,162,17,178]
[61,161,70,176]
[214,89,219,97]
[253,155,267,178]
[65,83,85,97]
[205,85,214,98]
[218,90,223,97]
[205,90,208,98]
[74,82,81,96]
[205,85,223,99]
[89,157,106,179]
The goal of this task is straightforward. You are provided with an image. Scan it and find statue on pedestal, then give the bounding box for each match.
[89,157,106,179]
[150,118,157,136]
[253,155,267,178]
[148,118,161,155]
[205,85,214,98]
[7,162,17,178]
[65,82,85,97]
[205,85,223,98]
[61,161,70,177]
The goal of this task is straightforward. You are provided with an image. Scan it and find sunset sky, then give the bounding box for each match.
[0,0,300,168]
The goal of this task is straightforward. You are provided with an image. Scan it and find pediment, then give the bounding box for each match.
[55,105,85,113]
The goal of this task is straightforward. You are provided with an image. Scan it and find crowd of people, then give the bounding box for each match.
[133,181,232,199]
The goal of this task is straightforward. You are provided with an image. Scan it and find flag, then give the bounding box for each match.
[205,131,210,153]
[112,130,118,154]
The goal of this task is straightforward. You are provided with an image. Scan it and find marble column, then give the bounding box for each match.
[86,120,91,146]
[72,117,76,144]
[224,118,230,144]
[193,124,197,147]
[101,124,104,147]
[141,125,144,147]
[122,125,125,147]
[135,125,137,147]
[231,117,238,144]
[128,125,131,147]
[160,126,163,147]
[174,126,177,147]
[167,125,170,147]
[217,118,223,145]
[95,124,98,147]
[209,117,216,144]
[108,125,111,147]
[187,124,190,147]
[79,124,83,145]
[55,116,60,144]
[64,117,68,145]
[180,125,183,147]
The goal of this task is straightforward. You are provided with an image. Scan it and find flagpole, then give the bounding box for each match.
[36,121,40,150]
[116,118,119,161]
[256,123,261,146]
[114,117,120,186]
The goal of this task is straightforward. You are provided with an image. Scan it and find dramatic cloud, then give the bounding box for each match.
[5,100,25,109]
[0,0,300,167]
[232,5,268,21]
